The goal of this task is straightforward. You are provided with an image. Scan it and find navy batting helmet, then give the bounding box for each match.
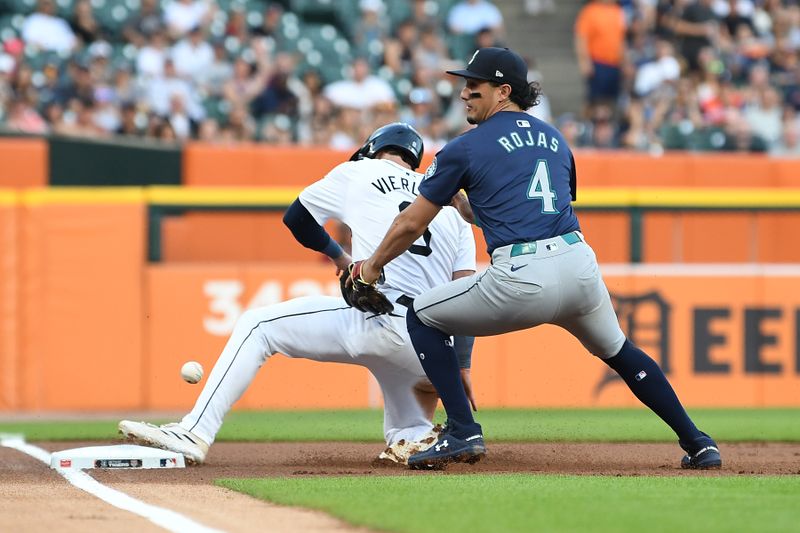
[350,122,424,170]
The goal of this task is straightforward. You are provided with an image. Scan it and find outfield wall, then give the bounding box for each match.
[0,188,798,411]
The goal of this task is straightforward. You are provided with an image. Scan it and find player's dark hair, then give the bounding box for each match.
[492,80,542,110]
[378,147,418,169]
[514,81,542,110]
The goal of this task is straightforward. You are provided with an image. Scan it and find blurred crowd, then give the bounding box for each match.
[0,0,517,152]
[572,0,800,155]
[4,0,797,155]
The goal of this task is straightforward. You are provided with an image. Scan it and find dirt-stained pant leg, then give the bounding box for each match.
[414,239,625,357]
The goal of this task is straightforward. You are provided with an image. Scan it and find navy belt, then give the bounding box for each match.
[396,295,414,308]
[509,231,582,258]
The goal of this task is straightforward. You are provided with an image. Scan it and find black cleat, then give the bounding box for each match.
[407,420,485,470]
[680,432,722,470]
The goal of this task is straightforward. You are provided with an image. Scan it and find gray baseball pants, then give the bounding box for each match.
[413,232,626,358]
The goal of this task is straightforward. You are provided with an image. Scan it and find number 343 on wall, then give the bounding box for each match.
[202,279,341,336]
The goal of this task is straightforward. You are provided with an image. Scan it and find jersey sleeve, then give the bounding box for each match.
[297,162,350,225]
[569,149,577,201]
[418,139,470,206]
[453,216,477,273]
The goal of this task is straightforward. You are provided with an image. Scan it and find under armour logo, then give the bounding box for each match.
[435,439,449,452]
[495,70,504,77]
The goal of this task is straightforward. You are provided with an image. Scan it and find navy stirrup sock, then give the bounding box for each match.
[603,339,702,443]
[406,308,475,430]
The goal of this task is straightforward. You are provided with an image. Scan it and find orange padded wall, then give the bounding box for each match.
[17,195,146,409]
[0,193,19,409]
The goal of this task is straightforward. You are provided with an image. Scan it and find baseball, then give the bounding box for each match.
[181,361,204,384]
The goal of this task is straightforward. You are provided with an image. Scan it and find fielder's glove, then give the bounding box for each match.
[339,261,394,315]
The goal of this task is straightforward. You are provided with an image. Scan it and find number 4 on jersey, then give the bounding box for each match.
[527,159,559,214]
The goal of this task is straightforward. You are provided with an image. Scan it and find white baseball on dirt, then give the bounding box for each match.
[181,361,204,384]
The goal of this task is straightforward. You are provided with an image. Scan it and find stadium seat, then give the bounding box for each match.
[446,32,477,63]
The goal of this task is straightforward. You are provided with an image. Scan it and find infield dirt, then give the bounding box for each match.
[2,441,798,532]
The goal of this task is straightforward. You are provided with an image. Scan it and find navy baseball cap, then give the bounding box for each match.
[446,47,529,92]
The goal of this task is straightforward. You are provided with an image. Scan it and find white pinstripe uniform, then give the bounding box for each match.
[179,158,476,447]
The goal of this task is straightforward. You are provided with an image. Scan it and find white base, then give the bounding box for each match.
[50,444,186,470]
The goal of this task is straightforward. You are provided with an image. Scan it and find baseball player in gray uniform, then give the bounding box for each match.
[120,123,478,465]
[352,48,722,470]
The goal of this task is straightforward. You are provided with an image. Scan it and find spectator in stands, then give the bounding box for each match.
[145,58,204,123]
[252,52,300,119]
[164,0,216,39]
[36,60,61,110]
[383,19,417,77]
[447,0,504,36]
[722,111,768,151]
[223,102,255,141]
[673,0,719,76]
[634,39,682,98]
[323,57,395,110]
[197,117,220,141]
[61,97,108,137]
[251,2,283,39]
[58,61,96,106]
[87,41,114,85]
[166,93,193,140]
[69,0,103,46]
[223,43,271,108]
[172,26,215,82]
[353,0,388,64]
[42,101,65,132]
[225,9,250,43]
[259,114,294,145]
[116,101,144,136]
[525,0,556,16]
[21,0,77,54]
[771,117,800,156]
[205,41,234,97]
[475,26,504,50]
[148,115,178,140]
[6,95,48,134]
[136,29,169,79]
[415,25,453,74]
[123,0,165,47]
[111,64,137,105]
[743,85,783,147]
[92,86,121,133]
[555,112,585,147]
[328,106,362,150]
[574,0,627,110]
[399,86,435,131]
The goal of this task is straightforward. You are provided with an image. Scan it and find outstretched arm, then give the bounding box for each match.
[358,195,442,283]
[283,199,352,272]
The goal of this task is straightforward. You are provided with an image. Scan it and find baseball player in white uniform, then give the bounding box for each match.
[119,123,477,465]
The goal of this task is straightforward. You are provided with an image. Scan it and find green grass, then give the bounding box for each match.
[218,474,800,533]
[1,408,799,442]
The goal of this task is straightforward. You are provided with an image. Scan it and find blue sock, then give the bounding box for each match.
[603,339,702,443]
[406,308,475,432]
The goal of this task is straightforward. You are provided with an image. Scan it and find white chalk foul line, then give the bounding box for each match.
[0,435,224,533]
